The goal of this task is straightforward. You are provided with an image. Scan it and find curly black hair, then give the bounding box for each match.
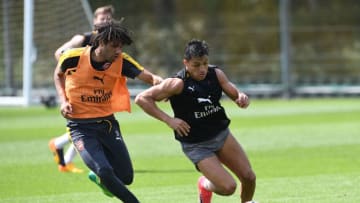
[91,20,133,48]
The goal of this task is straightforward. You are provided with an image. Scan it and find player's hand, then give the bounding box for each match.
[60,101,73,118]
[167,118,190,136]
[235,92,249,109]
[152,75,163,86]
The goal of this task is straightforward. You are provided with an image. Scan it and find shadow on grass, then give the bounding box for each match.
[135,169,194,174]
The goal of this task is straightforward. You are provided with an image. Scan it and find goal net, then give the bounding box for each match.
[0,0,91,106]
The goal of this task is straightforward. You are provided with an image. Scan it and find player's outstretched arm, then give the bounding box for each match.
[135,78,190,136]
[136,69,163,86]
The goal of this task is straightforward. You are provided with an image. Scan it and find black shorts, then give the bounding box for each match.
[180,128,230,164]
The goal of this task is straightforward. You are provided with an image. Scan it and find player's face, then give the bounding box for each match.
[93,13,112,25]
[183,56,209,81]
[99,42,123,63]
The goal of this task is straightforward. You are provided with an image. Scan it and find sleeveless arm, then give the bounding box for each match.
[215,68,250,108]
[135,78,190,136]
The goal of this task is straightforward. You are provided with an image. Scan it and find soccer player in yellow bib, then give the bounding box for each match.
[49,5,115,173]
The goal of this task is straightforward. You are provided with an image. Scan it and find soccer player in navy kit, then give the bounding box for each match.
[135,39,257,203]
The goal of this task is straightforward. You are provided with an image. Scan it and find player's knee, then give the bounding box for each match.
[97,167,115,182]
[218,181,237,195]
[98,167,134,185]
[121,173,134,185]
[244,170,256,184]
[114,167,134,185]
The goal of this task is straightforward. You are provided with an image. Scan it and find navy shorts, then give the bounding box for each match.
[180,128,230,164]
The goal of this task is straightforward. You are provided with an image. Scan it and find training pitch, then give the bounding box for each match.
[0,98,359,202]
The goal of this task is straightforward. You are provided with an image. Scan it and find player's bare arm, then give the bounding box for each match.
[135,78,190,136]
[54,34,86,61]
[136,69,163,86]
[53,63,72,117]
[215,68,249,108]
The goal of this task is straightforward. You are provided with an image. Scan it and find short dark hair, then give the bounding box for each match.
[184,39,209,60]
[92,20,133,48]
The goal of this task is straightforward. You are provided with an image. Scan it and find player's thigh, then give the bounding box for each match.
[217,134,253,178]
[197,156,235,188]
[103,121,134,179]
[70,126,110,172]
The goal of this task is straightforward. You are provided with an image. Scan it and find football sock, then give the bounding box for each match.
[202,178,213,191]
[56,149,65,166]
[64,144,77,164]
[54,133,70,149]
[198,176,212,203]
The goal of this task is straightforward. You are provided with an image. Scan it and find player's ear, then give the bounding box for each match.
[183,59,188,66]
[98,40,106,47]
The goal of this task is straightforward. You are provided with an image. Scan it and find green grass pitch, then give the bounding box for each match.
[0,98,359,202]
